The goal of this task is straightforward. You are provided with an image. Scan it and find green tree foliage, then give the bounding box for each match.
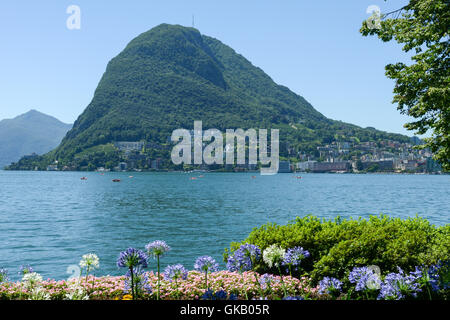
[226,215,449,283]
[361,0,449,170]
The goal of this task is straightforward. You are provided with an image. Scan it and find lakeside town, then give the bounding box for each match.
[292,138,442,174]
[31,136,443,174]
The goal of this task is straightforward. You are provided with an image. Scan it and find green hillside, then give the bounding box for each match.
[8,24,410,171]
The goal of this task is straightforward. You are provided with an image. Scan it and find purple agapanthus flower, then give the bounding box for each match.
[0,268,8,283]
[349,266,381,291]
[282,247,310,272]
[318,277,343,295]
[19,264,33,276]
[282,296,304,300]
[145,240,171,259]
[426,265,441,291]
[377,267,422,300]
[241,244,261,260]
[259,273,278,291]
[226,244,261,272]
[201,289,233,300]
[194,256,219,273]
[163,264,188,282]
[425,261,449,291]
[378,272,406,300]
[123,267,152,295]
[117,248,148,269]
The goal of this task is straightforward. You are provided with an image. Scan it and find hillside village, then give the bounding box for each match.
[293,138,441,173]
[38,136,443,174]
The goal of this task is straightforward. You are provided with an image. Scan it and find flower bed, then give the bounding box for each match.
[0,229,448,300]
[0,271,316,300]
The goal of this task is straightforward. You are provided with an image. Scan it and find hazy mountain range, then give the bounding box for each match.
[0,110,72,168]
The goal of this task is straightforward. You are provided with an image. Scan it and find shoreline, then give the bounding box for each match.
[0,169,446,175]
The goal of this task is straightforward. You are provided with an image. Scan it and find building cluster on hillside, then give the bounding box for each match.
[106,141,165,171]
[44,138,443,174]
[294,139,442,173]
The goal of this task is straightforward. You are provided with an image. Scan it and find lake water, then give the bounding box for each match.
[0,171,448,281]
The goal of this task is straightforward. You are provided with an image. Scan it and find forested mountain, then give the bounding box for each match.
[8,24,409,170]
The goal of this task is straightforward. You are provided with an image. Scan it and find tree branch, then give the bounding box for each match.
[382,6,408,20]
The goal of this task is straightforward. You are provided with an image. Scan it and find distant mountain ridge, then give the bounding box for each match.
[0,110,72,168]
[8,24,410,170]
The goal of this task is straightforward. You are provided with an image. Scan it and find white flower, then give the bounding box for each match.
[28,286,51,300]
[79,253,100,272]
[262,244,286,268]
[22,272,43,289]
[65,282,89,300]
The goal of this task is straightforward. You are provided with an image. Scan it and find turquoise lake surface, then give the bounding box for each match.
[0,171,448,280]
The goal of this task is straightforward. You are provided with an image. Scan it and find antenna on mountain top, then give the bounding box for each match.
[192,15,195,28]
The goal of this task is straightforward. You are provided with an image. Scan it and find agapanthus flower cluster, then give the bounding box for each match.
[145,240,171,259]
[79,253,100,272]
[194,256,219,273]
[64,282,89,300]
[378,267,422,300]
[19,264,34,276]
[117,248,148,269]
[28,286,51,300]
[348,266,381,291]
[282,247,310,272]
[123,267,152,296]
[262,245,286,268]
[318,277,343,295]
[22,272,43,289]
[164,264,188,282]
[201,289,237,300]
[259,273,278,291]
[0,268,8,283]
[425,260,449,291]
[282,296,304,300]
[425,264,442,292]
[226,244,261,272]
[145,240,170,300]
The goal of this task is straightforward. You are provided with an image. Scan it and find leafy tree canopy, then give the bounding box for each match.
[361,0,450,170]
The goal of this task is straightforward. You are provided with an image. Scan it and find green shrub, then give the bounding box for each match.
[225,215,450,283]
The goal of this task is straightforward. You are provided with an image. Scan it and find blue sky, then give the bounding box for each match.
[0,0,420,136]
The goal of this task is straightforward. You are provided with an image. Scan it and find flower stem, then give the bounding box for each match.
[277,266,288,297]
[130,266,135,300]
[157,255,160,300]
[175,277,179,299]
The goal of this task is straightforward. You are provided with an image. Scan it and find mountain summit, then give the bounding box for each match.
[0,110,72,168]
[10,24,409,170]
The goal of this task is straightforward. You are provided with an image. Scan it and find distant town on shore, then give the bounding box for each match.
[13,135,441,174]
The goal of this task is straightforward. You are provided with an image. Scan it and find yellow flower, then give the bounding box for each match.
[122,294,133,300]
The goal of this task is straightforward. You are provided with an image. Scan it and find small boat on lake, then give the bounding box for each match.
[112,179,121,182]
[80,177,88,180]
